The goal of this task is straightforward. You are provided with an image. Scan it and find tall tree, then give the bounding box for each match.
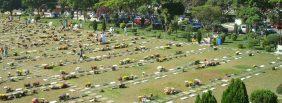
[221,79,249,103]
[191,4,221,30]
[81,0,98,21]
[195,94,202,103]
[22,0,47,16]
[250,89,278,103]
[0,0,22,16]
[195,90,217,103]
[67,0,81,20]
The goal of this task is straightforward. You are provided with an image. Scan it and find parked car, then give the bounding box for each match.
[240,25,247,34]
[192,22,203,30]
[134,16,150,26]
[152,20,163,30]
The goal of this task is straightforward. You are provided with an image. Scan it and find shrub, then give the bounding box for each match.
[238,44,244,49]
[115,30,120,34]
[132,28,137,32]
[212,38,217,46]
[120,23,126,29]
[265,46,272,52]
[34,15,40,21]
[247,39,256,49]
[101,20,107,31]
[157,33,162,39]
[221,79,249,103]
[145,27,152,31]
[251,89,278,103]
[277,84,282,94]
[221,34,226,43]
[232,34,238,41]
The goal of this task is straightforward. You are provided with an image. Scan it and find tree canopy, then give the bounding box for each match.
[221,79,249,103]
[250,89,278,103]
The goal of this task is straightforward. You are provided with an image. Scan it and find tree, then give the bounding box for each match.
[0,0,22,16]
[238,7,262,25]
[195,94,202,103]
[58,0,68,14]
[185,24,193,42]
[22,0,47,16]
[196,31,202,44]
[250,89,278,103]
[161,9,170,32]
[191,4,221,30]
[195,90,217,103]
[221,79,249,103]
[90,20,98,31]
[81,0,98,21]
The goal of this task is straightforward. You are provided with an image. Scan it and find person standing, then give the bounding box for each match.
[3,45,8,57]
[78,44,84,61]
[124,26,127,36]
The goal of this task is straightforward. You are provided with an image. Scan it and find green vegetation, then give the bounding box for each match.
[221,79,249,103]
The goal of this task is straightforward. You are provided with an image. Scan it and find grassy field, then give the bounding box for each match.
[0,17,281,103]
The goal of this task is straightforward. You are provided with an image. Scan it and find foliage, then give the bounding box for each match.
[238,44,244,49]
[137,5,149,14]
[232,34,238,41]
[191,4,221,30]
[162,2,185,18]
[90,20,98,31]
[247,38,256,49]
[250,89,278,103]
[196,32,203,44]
[34,14,40,21]
[101,20,107,31]
[22,0,47,10]
[212,38,217,46]
[237,7,262,25]
[120,22,126,29]
[265,46,272,52]
[277,84,282,95]
[195,94,201,103]
[220,33,226,43]
[195,90,217,103]
[221,79,249,103]
[0,0,22,15]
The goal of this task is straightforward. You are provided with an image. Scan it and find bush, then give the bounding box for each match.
[157,33,162,39]
[221,34,226,43]
[145,27,152,31]
[238,44,244,49]
[132,28,137,32]
[247,39,256,49]
[277,84,282,94]
[212,38,217,46]
[221,79,249,103]
[34,15,40,21]
[101,20,107,31]
[251,89,278,103]
[120,23,126,29]
[232,34,238,41]
[115,30,120,34]
[196,33,202,44]
[265,46,272,52]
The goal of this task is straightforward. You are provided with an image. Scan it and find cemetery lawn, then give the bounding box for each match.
[0,19,281,103]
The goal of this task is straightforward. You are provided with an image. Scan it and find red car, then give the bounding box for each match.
[134,17,150,25]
